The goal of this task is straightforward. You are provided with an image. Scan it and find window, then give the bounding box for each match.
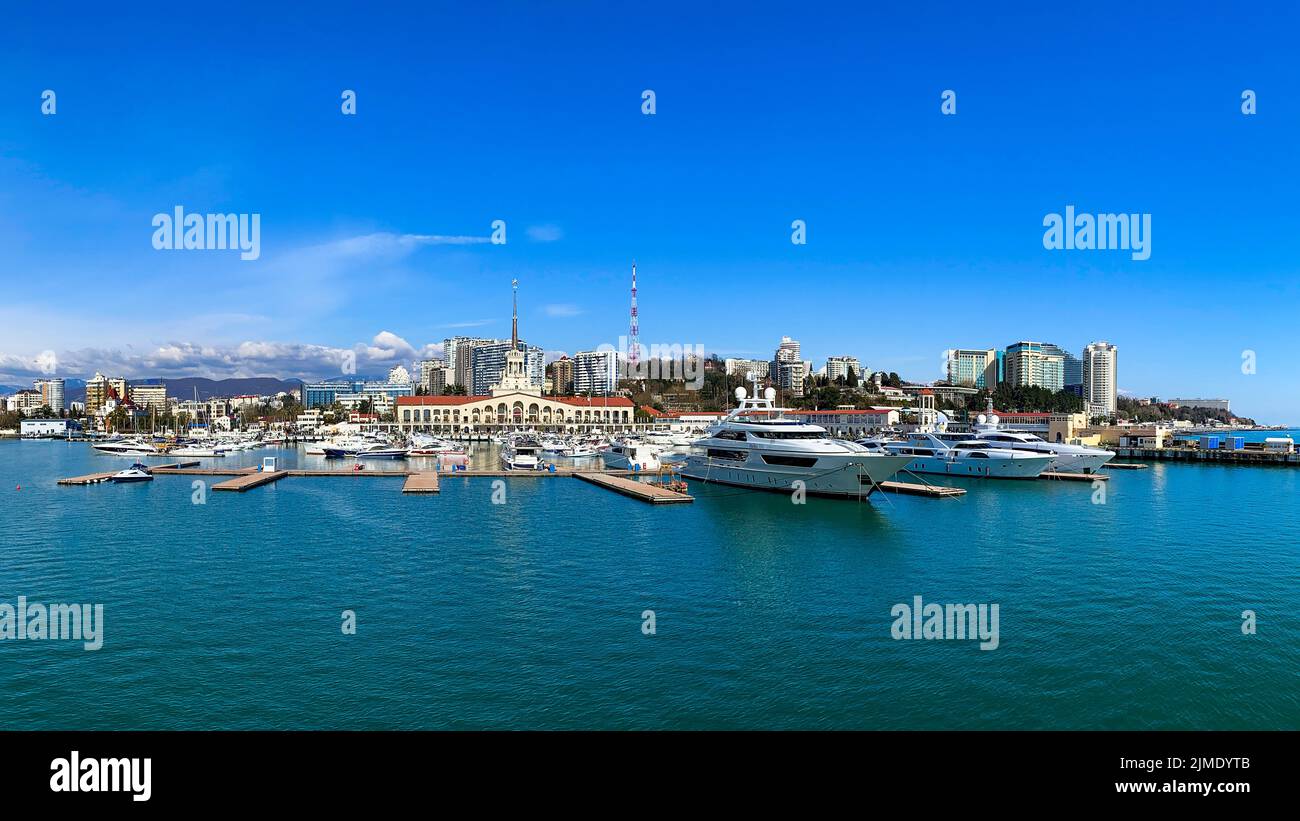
[707,448,747,461]
[752,430,823,440]
[715,430,747,441]
[762,454,818,468]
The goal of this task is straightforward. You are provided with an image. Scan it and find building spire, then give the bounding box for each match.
[511,278,518,347]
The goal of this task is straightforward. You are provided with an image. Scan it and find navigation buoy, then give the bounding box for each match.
[15,485,20,491]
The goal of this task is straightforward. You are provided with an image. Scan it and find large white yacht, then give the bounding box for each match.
[857,431,1054,479]
[968,413,1114,474]
[679,387,913,498]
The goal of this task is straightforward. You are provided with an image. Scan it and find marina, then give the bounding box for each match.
[5,438,1296,731]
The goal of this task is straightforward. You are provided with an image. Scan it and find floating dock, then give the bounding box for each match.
[212,470,288,492]
[1103,462,1148,470]
[58,461,202,485]
[573,472,693,504]
[879,481,966,498]
[57,471,120,486]
[402,473,441,494]
[1039,471,1107,482]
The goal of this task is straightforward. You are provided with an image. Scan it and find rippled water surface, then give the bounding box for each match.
[1,440,1296,729]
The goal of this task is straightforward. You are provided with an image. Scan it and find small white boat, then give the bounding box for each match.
[408,434,465,457]
[601,440,665,472]
[502,440,543,470]
[110,462,154,483]
[170,444,222,457]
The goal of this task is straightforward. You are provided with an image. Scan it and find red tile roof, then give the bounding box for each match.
[639,405,667,417]
[397,394,633,407]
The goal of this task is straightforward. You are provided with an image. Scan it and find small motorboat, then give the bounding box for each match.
[356,445,409,460]
[111,462,154,483]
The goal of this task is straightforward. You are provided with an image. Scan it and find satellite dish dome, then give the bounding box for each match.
[735,387,747,400]
[764,387,776,401]
[976,414,987,425]
[989,414,1000,426]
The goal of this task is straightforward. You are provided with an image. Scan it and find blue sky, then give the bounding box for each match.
[1,2,1297,421]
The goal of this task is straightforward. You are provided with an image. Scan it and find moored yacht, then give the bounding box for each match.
[501,439,543,470]
[680,387,913,498]
[110,462,154,483]
[857,432,1054,479]
[92,438,161,456]
[968,413,1114,474]
[600,439,665,472]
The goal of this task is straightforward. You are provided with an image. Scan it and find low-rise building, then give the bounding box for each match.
[395,393,635,433]
[794,408,900,437]
[20,418,82,437]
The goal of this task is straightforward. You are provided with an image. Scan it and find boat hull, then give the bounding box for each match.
[898,454,1050,479]
[680,453,912,497]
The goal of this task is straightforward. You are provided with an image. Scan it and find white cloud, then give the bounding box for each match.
[543,303,583,318]
[0,331,442,383]
[439,319,494,329]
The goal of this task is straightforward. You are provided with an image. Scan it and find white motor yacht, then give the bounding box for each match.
[968,413,1114,474]
[502,440,543,470]
[680,387,913,498]
[110,462,154,483]
[601,440,666,471]
[92,438,161,456]
[857,431,1054,479]
[170,444,222,457]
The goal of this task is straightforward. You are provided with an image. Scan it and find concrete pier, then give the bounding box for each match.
[879,481,966,498]
[402,473,441,494]
[212,470,288,492]
[574,472,693,504]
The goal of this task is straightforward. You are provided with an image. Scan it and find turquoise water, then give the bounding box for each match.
[1,440,1297,729]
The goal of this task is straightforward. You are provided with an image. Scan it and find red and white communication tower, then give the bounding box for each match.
[627,261,640,368]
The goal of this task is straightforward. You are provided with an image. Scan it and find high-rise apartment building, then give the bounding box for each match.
[824,356,861,383]
[1082,341,1118,417]
[471,342,544,396]
[1003,342,1065,391]
[572,350,618,395]
[127,384,168,413]
[443,336,496,389]
[945,349,999,388]
[85,372,128,415]
[550,356,574,395]
[34,378,65,414]
[724,358,770,379]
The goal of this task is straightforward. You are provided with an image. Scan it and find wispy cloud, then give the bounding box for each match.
[543,303,584,318]
[525,224,563,243]
[439,319,495,329]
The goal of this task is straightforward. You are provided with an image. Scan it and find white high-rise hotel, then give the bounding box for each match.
[1082,341,1118,417]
